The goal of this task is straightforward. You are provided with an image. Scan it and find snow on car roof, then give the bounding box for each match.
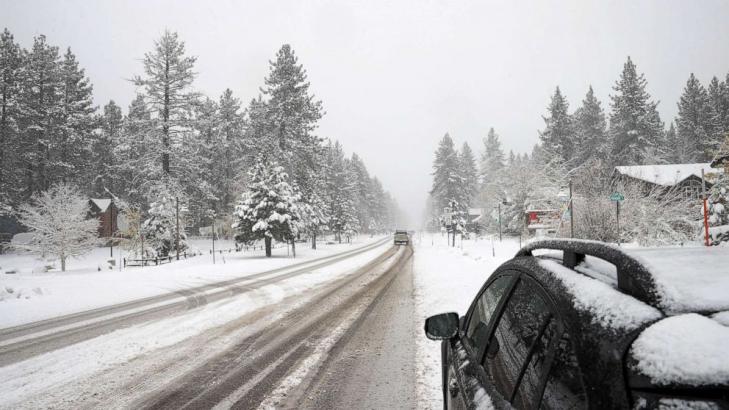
[629,313,729,387]
[624,247,729,314]
[614,163,722,186]
[537,259,662,331]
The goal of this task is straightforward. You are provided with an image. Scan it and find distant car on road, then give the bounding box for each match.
[394,230,409,245]
[425,239,729,409]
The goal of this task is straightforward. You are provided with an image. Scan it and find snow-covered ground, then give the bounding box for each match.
[0,236,382,328]
[413,233,521,409]
[0,239,394,408]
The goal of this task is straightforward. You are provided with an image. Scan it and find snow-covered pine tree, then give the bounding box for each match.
[0,29,23,208]
[431,133,464,211]
[261,45,323,171]
[478,128,506,231]
[664,121,693,163]
[324,141,359,243]
[17,35,63,197]
[233,157,303,257]
[91,100,123,196]
[573,86,608,165]
[348,153,374,234]
[539,87,574,163]
[608,57,664,165]
[14,183,99,271]
[369,177,389,233]
[215,89,247,213]
[676,73,715,162]
[707,76,729,148]
[480,127,505,184]
[459,142,478,206]
[132,30,198,178]
[113,94,153,207]
[141,184,189,258]
[54,48,96,188]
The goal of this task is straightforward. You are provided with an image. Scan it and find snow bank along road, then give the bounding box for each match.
[0,239,417,409]
[0,236,390,366]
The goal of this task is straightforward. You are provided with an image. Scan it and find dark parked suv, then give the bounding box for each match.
[425,239,729,409]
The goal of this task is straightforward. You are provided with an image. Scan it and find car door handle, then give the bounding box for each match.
[448,377,460,397]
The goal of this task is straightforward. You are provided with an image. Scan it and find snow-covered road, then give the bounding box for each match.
[0,233,523,410]
[0,238,402,409]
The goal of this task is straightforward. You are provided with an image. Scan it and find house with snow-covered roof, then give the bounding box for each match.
[88,198,120,238]
[613,163,724,200]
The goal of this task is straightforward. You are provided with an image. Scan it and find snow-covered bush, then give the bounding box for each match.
[618,181,697,246]
[141,188,189,257]
[13,183,99,271]
[233,157,304,257]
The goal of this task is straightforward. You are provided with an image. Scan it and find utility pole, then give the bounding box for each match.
[569,179,574,238]
[616,200,620,247]
[212,216,216,264]
[108,201,114,257]
[702,169,710,246]
[175,197,180,261]
[498,202,502,242]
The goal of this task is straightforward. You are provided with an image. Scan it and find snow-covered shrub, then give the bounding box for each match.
[233,157,304,257]
[13,183,99,271]
[618,181,697,246]
[141,189,189,258]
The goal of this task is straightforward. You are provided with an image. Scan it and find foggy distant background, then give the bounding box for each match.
[4,0,729,226]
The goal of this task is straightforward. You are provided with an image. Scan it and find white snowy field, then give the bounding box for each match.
[0,241,397,408]
[413,233,521,409]
[0,235,383,328]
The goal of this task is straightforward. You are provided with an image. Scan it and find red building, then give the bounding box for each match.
[88,199,119,238]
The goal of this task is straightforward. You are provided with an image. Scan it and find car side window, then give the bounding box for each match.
[465,275,512,349]
[539,331,586,409]
[482,278,554,408]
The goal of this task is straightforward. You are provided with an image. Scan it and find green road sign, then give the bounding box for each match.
[610,192,624,202]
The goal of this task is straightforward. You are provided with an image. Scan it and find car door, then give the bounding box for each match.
[448,273,516,409]
[474,274,585,409]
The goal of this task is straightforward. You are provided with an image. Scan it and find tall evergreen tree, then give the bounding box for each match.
[431,133,463,210]
[216,88,246,212]
[18,35,62,196]
[608,57,664,165]
[324,141,359,242]
[0,29,23,207]
[707,76,729,153]
[664,121,694,163]
[480,127,504,180]
[114,95,151,206]
[54,48,96,187]
[573,86,607,164]
[92,100,123,195]
[539,87,573,162]
[459,142,478,206]
[676,73,714,161]
[260,44,324,193]
[132,30,198,177]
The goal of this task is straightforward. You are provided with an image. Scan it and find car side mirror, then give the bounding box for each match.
[424,312,459,340]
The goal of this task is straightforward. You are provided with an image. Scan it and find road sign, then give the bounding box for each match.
[610,192,624,202]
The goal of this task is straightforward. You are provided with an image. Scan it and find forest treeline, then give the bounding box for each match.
[428,57,729,245]
[0,29,402,247]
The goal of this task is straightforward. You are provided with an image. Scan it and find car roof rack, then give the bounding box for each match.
[516,239,661,309]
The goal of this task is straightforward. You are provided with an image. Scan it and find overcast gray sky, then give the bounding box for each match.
[3,0,729,226]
